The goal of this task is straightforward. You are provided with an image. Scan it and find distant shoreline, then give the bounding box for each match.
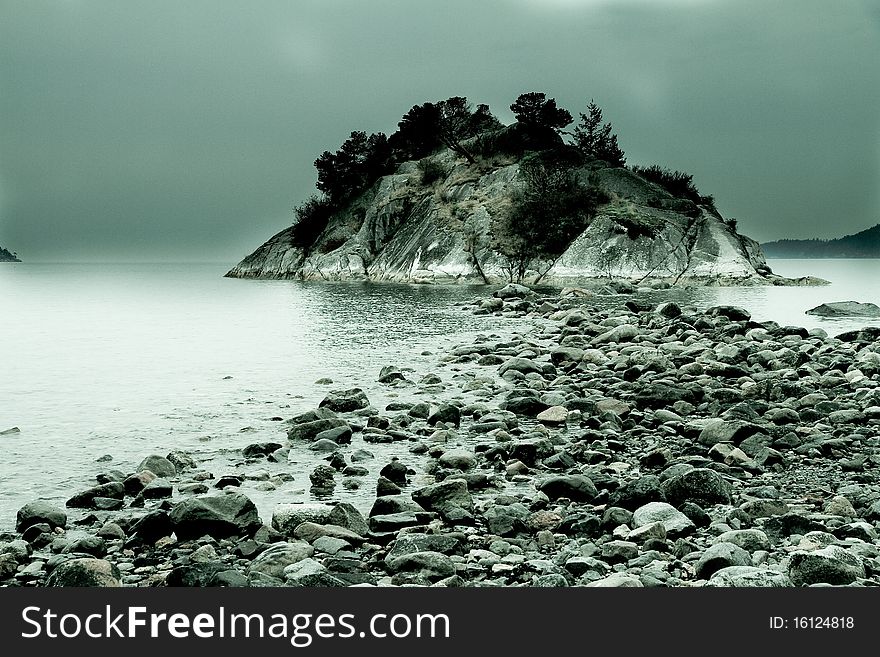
[761,223,879,259]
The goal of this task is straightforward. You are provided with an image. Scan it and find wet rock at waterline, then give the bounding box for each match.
[806,301,880,318]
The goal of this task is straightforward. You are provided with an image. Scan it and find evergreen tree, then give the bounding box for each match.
[509,92,572,133]
[572,100,626,167]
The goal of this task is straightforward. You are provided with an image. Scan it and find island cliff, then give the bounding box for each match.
[227,95,791,286]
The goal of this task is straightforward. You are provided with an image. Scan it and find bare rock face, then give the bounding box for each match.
[806,301,880,318]
[226,146,771,285]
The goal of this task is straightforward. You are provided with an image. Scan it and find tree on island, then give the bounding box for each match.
[509,92,573,134]
[571,100,626,167]
[314,131,393,205]
[492,160,606,283]
[292,92,625,269]
[393,96,495,164]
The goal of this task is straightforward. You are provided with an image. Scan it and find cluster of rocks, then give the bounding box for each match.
[3,283,880,587]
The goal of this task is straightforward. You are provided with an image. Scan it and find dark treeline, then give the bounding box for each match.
[291,91,715,260]
[762,224,880,258]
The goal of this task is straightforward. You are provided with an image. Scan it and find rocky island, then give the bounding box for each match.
[228,93,804,286]
[0,245,20,262]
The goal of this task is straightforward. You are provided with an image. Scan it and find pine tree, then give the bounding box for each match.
[572,100,626,167]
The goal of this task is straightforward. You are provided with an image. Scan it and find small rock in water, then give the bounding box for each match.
[16,501,67,533]
[805,301,880,318]
[309,465,336,488]
[310,438,341,452]
[378,366,405,384]
[319,388,370,412]
[351,448,374,462]
[493,283,532,299]
[136,455,176,478]
[376,476,401,496]
[379,459,409,485]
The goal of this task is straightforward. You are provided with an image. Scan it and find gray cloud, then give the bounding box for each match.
[1,0,877,261]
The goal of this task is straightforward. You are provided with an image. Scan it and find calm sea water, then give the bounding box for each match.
[0,259,878,530]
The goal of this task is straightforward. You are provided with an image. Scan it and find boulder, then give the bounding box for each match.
[272,503,334,535]
[378,365,406,384]
[631,502,695,537]
[427,404,461,427]
[142,478,173,499]
[169,493,261,540]
[319,388,370,413]
[695,542,752,579]
[46,558,121,587]
[66,482,124,509]
[537,475,598,502]
[123,471,157,495]
[314,425,353,444]
[536,406,568,425]
[706,566,792,587]
[127,510,173,544]
[287,418,348,441]
[16,501,67,533]
[411,479,473,523]
[328,502,369,536]
[293,522,365,544]
[386,551,456,580]
[242,442,284,458]
[483,503,530,536]
[438,448,476,471]
[714,529,770,552]
[499,358,544,376]
[608,476,665,510]
[379,460,409,485]
[586,573,644,587]
[493,283,532,299]
[167,563,248,587]
[788,545,865,585]
[661,468,732,507]
[697,419,759,446]
[247,542,314,579]
[594,324,639,344]
[137,454,177,478]
[706,305,751,321]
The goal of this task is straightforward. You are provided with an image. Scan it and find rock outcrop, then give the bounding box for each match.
[0,245,20,262]
[806,301,880,318]
[227,130,780,286]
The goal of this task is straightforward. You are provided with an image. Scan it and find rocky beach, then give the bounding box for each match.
[3,281,880,588]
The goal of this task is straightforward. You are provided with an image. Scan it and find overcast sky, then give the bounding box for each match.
[1,0,878,262]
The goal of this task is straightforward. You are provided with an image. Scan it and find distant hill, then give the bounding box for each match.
[0,245,21,262]
[762,224,880,258]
